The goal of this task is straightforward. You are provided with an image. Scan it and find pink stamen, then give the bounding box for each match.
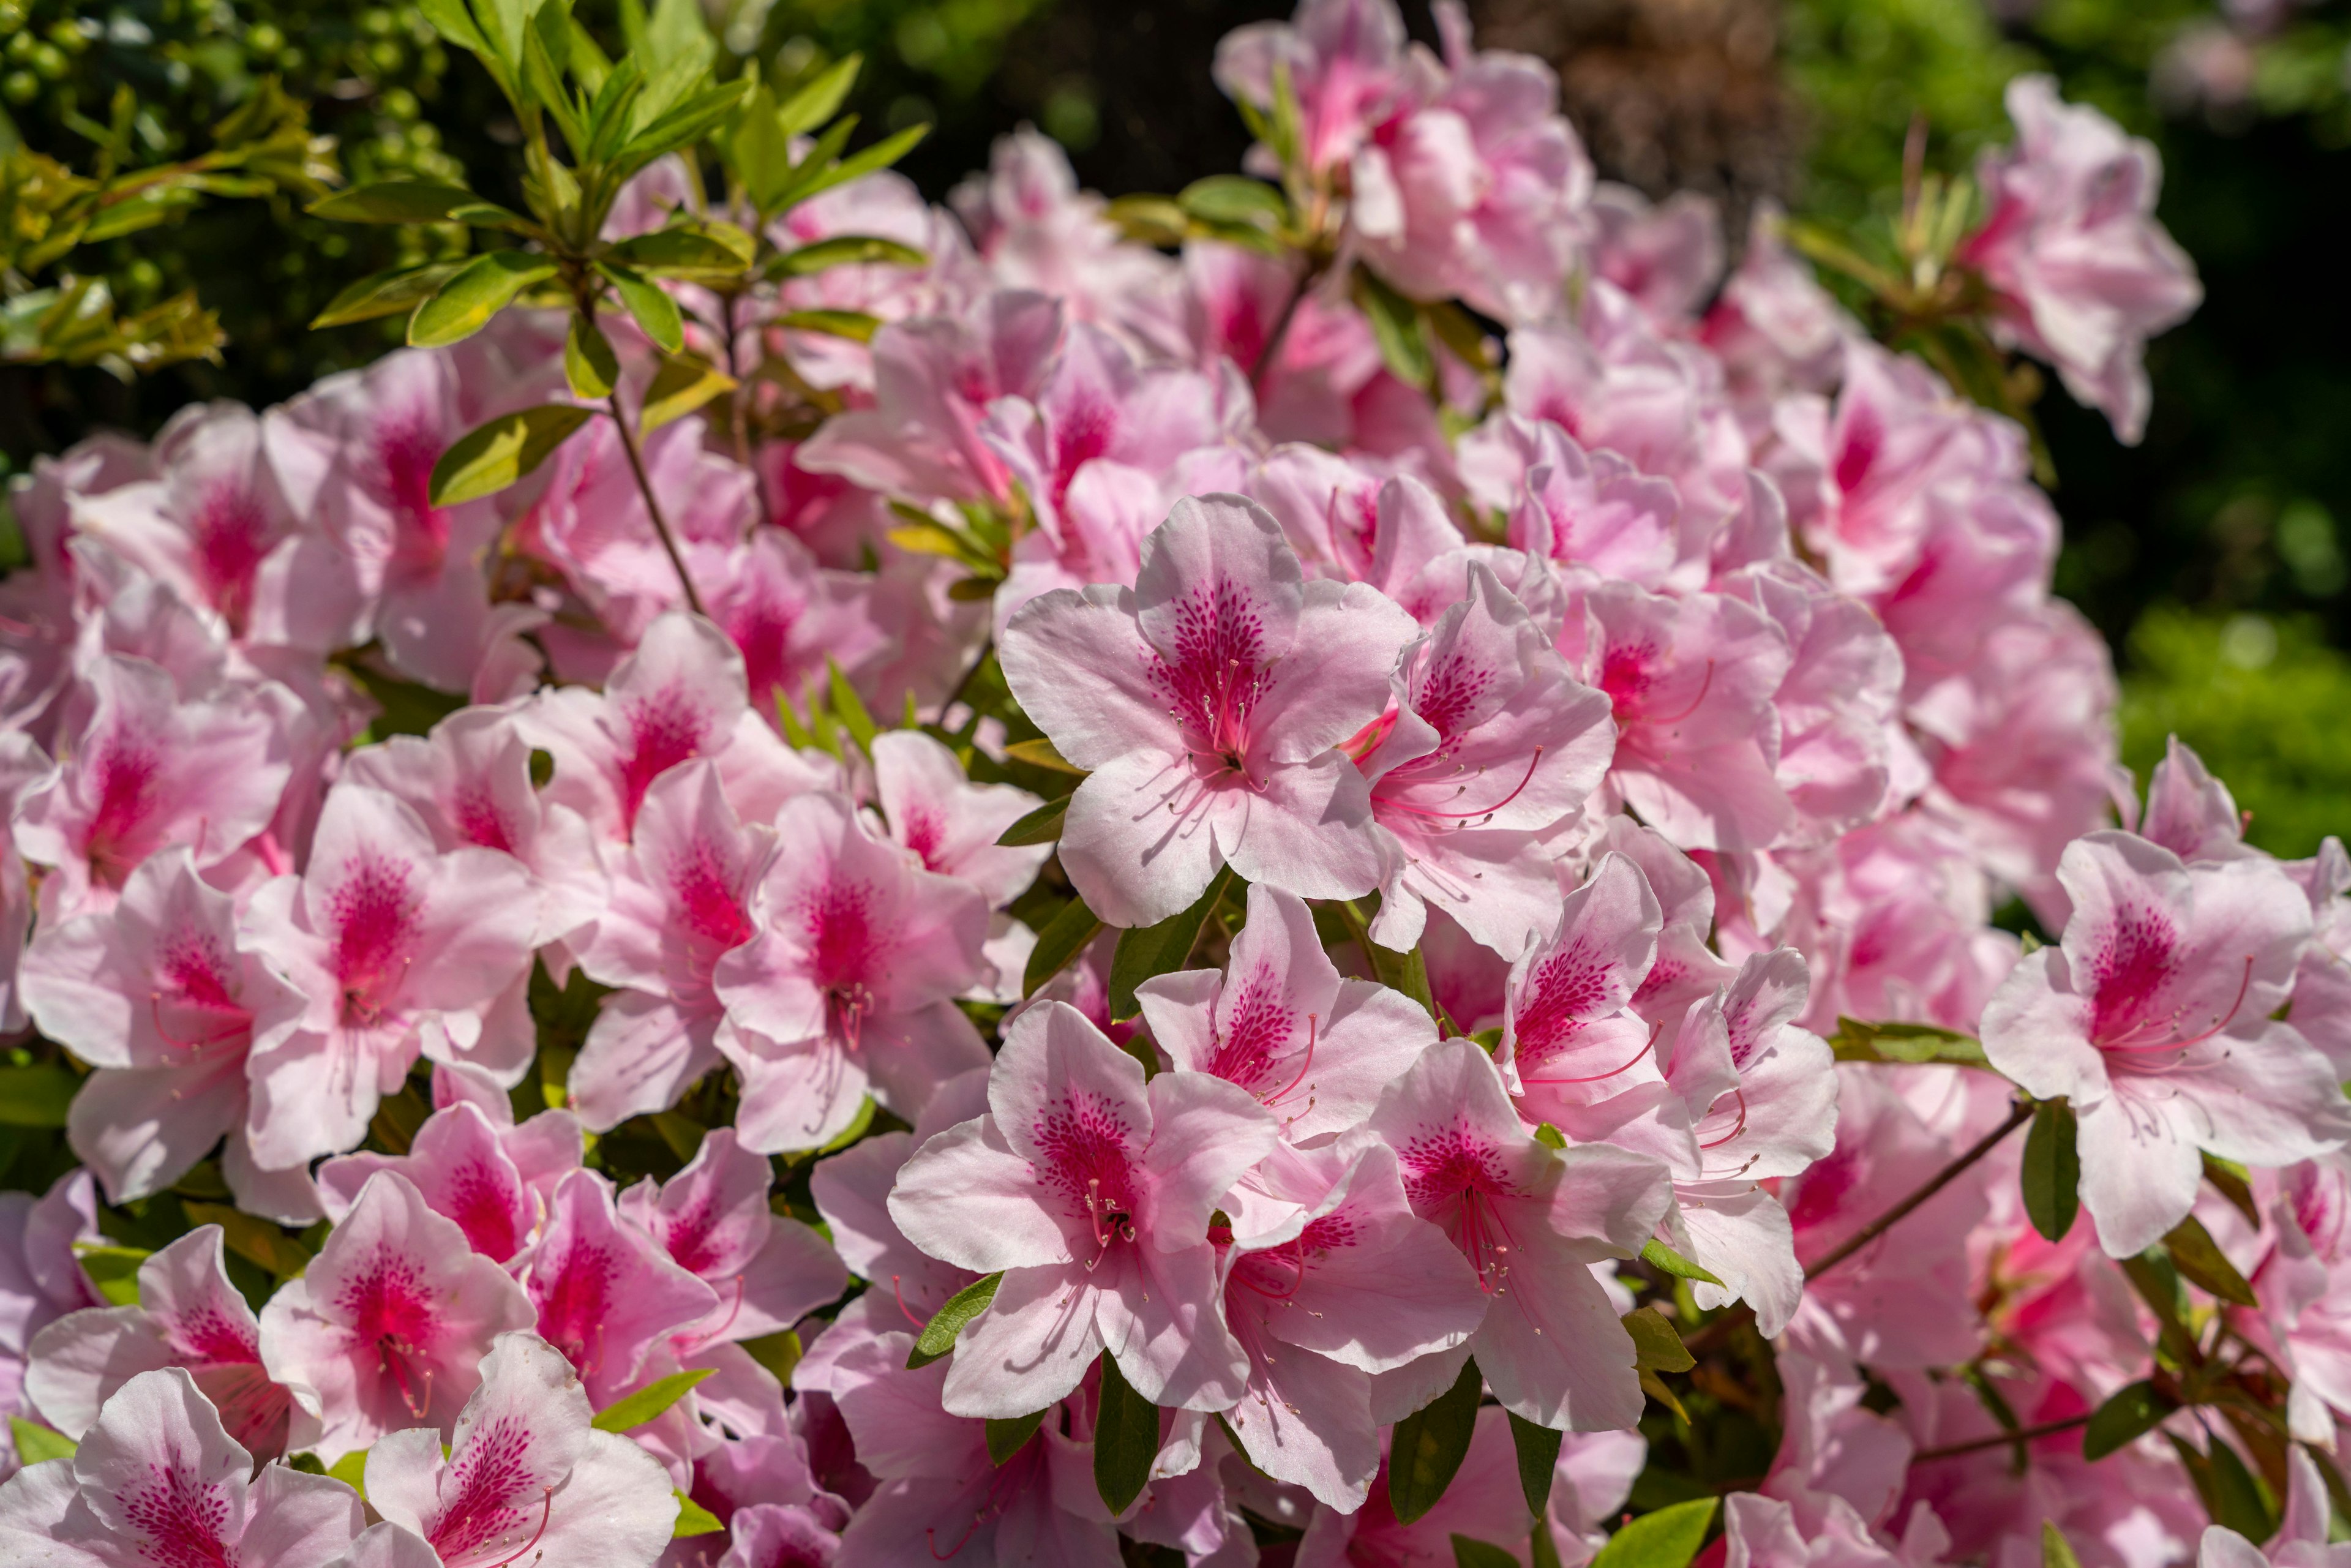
[1382,746,1547,824]
[1264,1013,1319,1107]
[480,1488,556,1568]
[1519,1019,1664,1087]
[1644,660,1717,727]
[892,1274,927,1330]
[1699,1087,1750,1150]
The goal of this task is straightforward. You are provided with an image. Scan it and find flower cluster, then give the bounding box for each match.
[0,0,2334,1565]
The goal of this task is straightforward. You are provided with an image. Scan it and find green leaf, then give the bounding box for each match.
[2170,1431,2274,1539]
[778,122,929,210]
[1532,1122,1567,1150]
[1639,1238,1724,1288]
[1508,1411,1562,1515]
[827,658,879,753]
[1024,897,1104,997]
[1387,1356,1482,1525]
[593,1367,716,1432]
[596,261,683,353]
[2081,1379,2178,1461]
[1622,1307,1695,1374]
[10,1417,76,1465]
[986,1409,1048,1465]
[564,312,618,399]
[639,355,737,435]
[309,263,465,329]
[417,0,498,66]
[1590,1498,1719,1568]
[1177,175,1287,227]
[673,1491,724,1537]
[1453,1537,1523,1568]
[1828,1018,1991,1068]
[1109,866,1235,1021]
[2020,1097,2080,1244]
[768,234,927,279]
[741,1330,802,1387]
[1003,737,1086,775]
[181,1202,313,1279]
[1093,1351,1158,1513]
[774,54,861,136]
[428,405,596,506]
[2163,1215,2258,1307]
[907,1272,1002,1368]
[617,80,753,173]
[607,223,756,281]
[2043,1521,2084,1568]
[75,1244,151,1307]
[328,1448,369,1496]
[1351,266,1433,388]
[0,1063,78,1127]
[408,251,557,348]
[997,797,1068,848]
[774,309,881,342]
[2202,1154,2262,1230]
[309,179,515,225]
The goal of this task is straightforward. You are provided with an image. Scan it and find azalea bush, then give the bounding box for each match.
[0,1,2341,1566]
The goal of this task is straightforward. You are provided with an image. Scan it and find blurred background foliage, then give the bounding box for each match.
[4,0,2349,852]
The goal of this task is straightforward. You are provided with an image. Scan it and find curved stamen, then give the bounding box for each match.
[1380,747,1546,825]
[1643,660,1717,727]
[1518,1019,1663,1087]
[2096,956,2257,1056]
[892,1274,928,1330]
[1698,1087,1749,1150]
[480,1487,557,1568]
[1264,1013,1319,1108]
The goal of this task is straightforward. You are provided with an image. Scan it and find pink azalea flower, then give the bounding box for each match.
[26,1224,294,1458]
[714,789,993,1152]
[0,733,50,1035]
[259,1171,538,1462]
[521,1170,719,1401]
[2197,1447,2349,1568]
[714,1502,842,1568]
[12,653,291,919]
[566,759,773,1132]
[1137,882,1438,1141]
[1213,1138,1488,1508]
[887,999,1280,1417]
[999,493,1419,926]
[1589,185,1724,330]
[0,1367,363,1568]
[0,1169,102,1477]
[1367,1037,1673,1430]
[316,1095,585,1264]
[1982,828,2351,1256]
[618,1128,848,1351]
[361,1330,679,1568]
[240,783,539,1169]
[1698,203,1853,411]
[1958,76,2202,446]
[20,847,309,1212]
[1496,418,1686,591]
[1291,1405,1535,1566]
[1354,559,1618,956]
[700,528,886,720]
[868,730,1051,909]
[1214,0,1410,179]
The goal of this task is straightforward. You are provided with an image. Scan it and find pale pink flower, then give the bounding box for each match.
[1496,418,1685,591]
[0,1368,363,1568]
[887,999,1280,1417]
[2197,1447,2350,1568]
[714,1503,842,1568]
[1699,203,1853,411]
[520,1171,719,1403]
[700,528,886,719]
[1291,1405,1534,1566]
[0,733,49,1034]
[1215,0,1411,178]
[259,1171,538,1463]
[1982,829,2350,1255]
[999,493,1419,926]
[1589,185,1723,329]
[1959,76,2202,445]
[869,729,1049,909]
[1725,561,1903,845]
[0,1169,102,1477]
[362,1331,679,1568]
[315,1096,585,1264]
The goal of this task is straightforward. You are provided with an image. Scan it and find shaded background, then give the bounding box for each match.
[7,0,2351,850]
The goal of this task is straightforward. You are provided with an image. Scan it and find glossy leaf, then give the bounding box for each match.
[986,1409,1048,1465]
[75,1244,151,1307]
[1179,174,1287,227]
[608,223,755,281]
[673,1492,724,1537]
[774,307,882,342]
[639,355,737,435]
[1590,1498,1719,1568]
[593,1368,715,1432]
[774,54,861,136]
[429,404,594,506]
[408,251,557,348]
[564,312,619,399]
[1024,896,1104,996]
[1109,865,1234,1021]
[1003,737,1085,775]
[768,234,927,279]
[1093,1351,1158,1513]
[596,261,684,353]
[1622,1308,1696,1374]
[1387,1357,1481,1525]
[2020,1097,2081,1243]
[907,1272,1002,1368]
[1454,1538,1522,1568]
[996,797,1068,848]
[1639,1238,1724,1288]
[309,180,519,227]
[10,1417,75,1465]
[1509,1411,1562,1515]
[2081,1379,2177,1461]
[1828,1017,1991,1068]
[2163,1214,2257,1307]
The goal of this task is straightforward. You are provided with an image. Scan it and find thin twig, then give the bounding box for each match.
[1911,1412,2090,1463]
[1804,1100,2034,1282]
[606,389,706,618]
[939,637,994,724]
[1248,253,1329,391]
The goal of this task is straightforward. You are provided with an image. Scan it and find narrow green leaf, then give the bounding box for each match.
[596,261,683,353]
[1024,897,1103,997]
[1387,1357,1482,1525]
[639,356,737,435]
[1351,265,1433,388]
[1094,1351,1160,1514]
[0,1064,78,1127]
[827,658,879,753]
[309,179,501,224]
[607,223,756,280]
[564,312,618,399]
[181,1203,313,1279]
[774,54,861,136]
[1639,1238,1724,1288]
[1622,1307,1696,1374]
[987,1409,1048,1465]
[2202,1154,2262,1230]
[1532,1122,1567,1150]
[1177,174,1287,227]
[997,797,1068,848]
[2081,1379,2177,1461]
[1590,1497,1719,1568]
[741,1330,802,1387]
[767,234,928,279]
[1109,866,1235,1021]
[774,308,881,342]
[1828,1018,1991,1068]
[907,1272,1002,1368]
[673,1491,724,1537]
[2042,1521,2084,1568]
[2164,1215,2258,1307]
[2020,1098,2080,1243]
[1508,1411,1562,1515]
[593,1367,716,1432]
[1003,737,1086,775]
[416,0,496,64]
[1453,1537,1522,1568]
[74,1244,151,1307]
[781,122,929,209]
[2170,1431,2275,1539]
[10,1417,76,1465]
[309,263,463,329]
[760,114,857,212]
[428,405,596,506]
[617,79,752,171]
[408,251,557,348]
[328,1449,368,1496]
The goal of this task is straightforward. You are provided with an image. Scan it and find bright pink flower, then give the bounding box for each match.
[240,784,539,1169]
[715,789,992,1152]
[1137,883,1438,1141]
[1368,1038,1673,1430]
[700,528,886,719]
[0,1367,363,1568]
[520,1171,719,1402]
[316,1097,585,1264]
[888,999,1280,1417]
[26,1225,294,1458]
[1982,829,2349,1256]
[362,1330,679,1568]
[714,1502,842,1568]
[1589,184,1723,329]
[618,1128,847,1352]
[1496,418,1686,591]
[1291,1405,1535,1566]
[1958,76,2202,445]
[259,1171,538,1461]
[0,1169,102,1477]
[12,653,291,918]
[1000,493,1419,926]
[869,730,1050,909]
[0,733,48,1035]
[1215,0,1410,178]
[1355,560,1618,956]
